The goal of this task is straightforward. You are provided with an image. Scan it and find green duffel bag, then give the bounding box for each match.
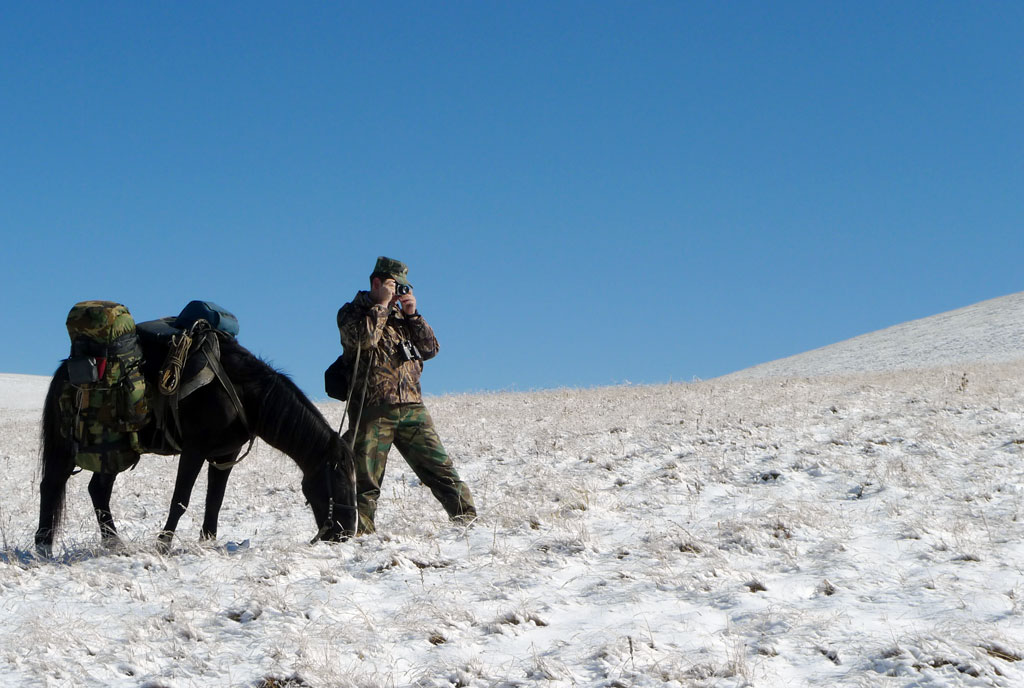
[59,301,149,473]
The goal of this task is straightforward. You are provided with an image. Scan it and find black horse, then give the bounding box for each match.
[35,334,356,557]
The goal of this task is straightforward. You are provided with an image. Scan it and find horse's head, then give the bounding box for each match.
[302,437,358,543]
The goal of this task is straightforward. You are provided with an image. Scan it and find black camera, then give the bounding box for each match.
[396,284,412,296]
[398,340,422,361]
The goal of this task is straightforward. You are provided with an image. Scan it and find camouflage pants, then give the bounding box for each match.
[346,403,475,534]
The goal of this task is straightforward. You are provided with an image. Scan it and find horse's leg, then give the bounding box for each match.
[35,465,74,558]
[158,450,205,553]
[36,368,76,558]
[88,472,122,549]
[201,457,237,541]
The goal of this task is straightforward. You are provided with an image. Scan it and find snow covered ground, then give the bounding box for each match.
[0,373,51,410]
[1,294,1024,687]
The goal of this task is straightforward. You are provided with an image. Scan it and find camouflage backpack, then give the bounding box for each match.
[58,301,149,473]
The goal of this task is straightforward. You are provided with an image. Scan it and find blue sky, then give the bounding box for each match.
[2,2,1021,398]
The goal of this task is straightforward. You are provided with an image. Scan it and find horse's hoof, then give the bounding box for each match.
[34,543,53,560]
[102,535,127,554]
[156,531,173,555]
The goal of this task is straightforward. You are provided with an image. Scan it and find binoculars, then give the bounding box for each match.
[396,284,412,296]
[398,340,422,361]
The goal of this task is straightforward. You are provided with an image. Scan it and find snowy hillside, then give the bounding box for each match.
[726,291,1024,379]
[1,297,1023,687]
[0,373,51,410]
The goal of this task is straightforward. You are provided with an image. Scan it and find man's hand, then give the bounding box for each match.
[398,292,417,315]
[371,277,397,307]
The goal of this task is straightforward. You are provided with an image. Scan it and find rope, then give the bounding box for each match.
[316,340,365,540]
[158,331,193,395]
[314,332,375,542]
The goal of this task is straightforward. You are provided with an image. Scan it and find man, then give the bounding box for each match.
[337,256,476,534]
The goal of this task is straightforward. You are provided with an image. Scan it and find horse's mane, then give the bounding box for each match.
[217,335,339,462]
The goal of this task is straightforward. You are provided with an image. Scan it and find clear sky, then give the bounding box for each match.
[2,2,1021,398]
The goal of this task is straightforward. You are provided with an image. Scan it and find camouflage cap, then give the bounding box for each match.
[372,256,410,286]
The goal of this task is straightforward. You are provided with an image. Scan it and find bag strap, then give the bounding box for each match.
[206,333,255,469]
[349,348,375,455]
[338,339,376,457]
[339,340,361,435]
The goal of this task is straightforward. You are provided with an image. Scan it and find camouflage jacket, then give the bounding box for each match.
[336,291,440,407]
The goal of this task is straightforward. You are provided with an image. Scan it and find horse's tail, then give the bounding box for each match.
[39,365,73,537]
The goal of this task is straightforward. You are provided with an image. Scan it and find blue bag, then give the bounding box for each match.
[175,301,240,337]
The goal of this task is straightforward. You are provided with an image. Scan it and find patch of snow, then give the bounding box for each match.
[0,373,51,410]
